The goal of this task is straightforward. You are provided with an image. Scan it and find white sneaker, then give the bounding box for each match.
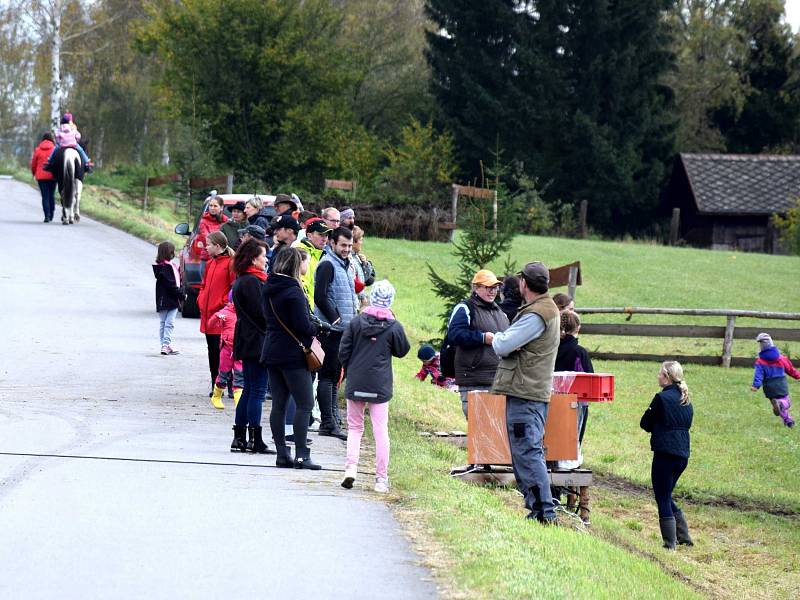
[374,477,389,493]
[341,465,358,489]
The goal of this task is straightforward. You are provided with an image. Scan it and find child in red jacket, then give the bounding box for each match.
[415,344,457,391]
[207,295,243,410]
[751,333,799,428]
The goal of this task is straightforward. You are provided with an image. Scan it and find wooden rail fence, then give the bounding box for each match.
[578,307,800,368]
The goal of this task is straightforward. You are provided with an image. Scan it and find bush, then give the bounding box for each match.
[772,198,800,255]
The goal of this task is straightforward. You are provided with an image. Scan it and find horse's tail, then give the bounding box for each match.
[62,154,75,210]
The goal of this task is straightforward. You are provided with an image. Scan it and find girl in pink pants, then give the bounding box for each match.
[338,280,411,492]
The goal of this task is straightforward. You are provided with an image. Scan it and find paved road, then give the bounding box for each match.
[0,178,438,599]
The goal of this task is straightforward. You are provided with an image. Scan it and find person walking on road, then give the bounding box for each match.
[198,231,235,400]
[490,262,560,524]
[262,248,322,470]
[640,361,694,550]
[339,280,410,492]
[314,226,359,440]
[230,239,275,455]
[153,241,184,356]
[30,132,57,222]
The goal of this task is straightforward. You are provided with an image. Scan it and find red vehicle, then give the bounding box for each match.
[174,194,276,317]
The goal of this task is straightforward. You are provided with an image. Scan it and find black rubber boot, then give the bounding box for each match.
[294,446,322,470]
[659,517,677,550]
[248,426,277,455]
[275,446,293,468]
[674,510,694,546]
[230,425,247,452]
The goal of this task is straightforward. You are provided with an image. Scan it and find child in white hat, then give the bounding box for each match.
[751,333,799,428]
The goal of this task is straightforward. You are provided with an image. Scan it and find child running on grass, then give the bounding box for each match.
[751,333,798,428]
[153,242,184,355]
[207,293,243,410]
[339,280,410,493]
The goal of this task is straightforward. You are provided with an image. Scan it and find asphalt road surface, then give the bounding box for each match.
[0,178,438,599]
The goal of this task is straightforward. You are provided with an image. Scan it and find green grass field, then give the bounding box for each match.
[13,170,799,598]
[364,234,800,599]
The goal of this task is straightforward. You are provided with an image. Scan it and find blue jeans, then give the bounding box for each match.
[506,396,555,521]
[48,143,89,165]
[38,180,56,220]
[235,359,267,427]
[651,452,688,518]
[158,309,178,346]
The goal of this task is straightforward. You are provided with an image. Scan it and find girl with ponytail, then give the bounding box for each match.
[640,361,694,550]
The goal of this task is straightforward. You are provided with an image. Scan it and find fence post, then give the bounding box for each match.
[450,185,459,243]
[579,200,588,239]
[721,316,736,368]
[567,266,578,299]
[669,208,681,246]
[225,174,234,194]
[143,178,149,212]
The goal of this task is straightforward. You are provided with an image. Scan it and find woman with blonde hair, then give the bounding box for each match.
[640,361,694,550]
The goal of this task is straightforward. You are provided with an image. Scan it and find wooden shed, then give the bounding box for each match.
[665,153,800,253]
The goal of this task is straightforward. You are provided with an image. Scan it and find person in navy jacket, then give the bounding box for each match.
[751,332,799,427]
[640,361,694,550]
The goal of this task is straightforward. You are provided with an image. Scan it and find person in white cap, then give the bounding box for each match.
[751,332,799,427]
[339,280,410,492]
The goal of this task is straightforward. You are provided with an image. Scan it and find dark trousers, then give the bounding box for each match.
[506,396,555,521]
[205,334,221,385]
[317,331,342,428]
[651,452,688,518]
[268,367,314,459]
[38,179,56,220]
[235,359,266,427]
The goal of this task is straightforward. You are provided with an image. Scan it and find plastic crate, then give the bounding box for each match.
[554,372,614,402]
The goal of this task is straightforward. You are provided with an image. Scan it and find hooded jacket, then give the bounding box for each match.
[753,346,800,399]
[55,123,81,147]
[555,335,594,373]
[208,302,238,347]
[153,261,183,312]
[260,273,317,369]
[30,139,55,181]
[198,253,234,334]
[339,308,411,403]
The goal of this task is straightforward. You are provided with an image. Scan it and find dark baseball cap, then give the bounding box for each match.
[238,224,266,241]
[305,217,332,235]
[518,261,549,285]
[271,214,300,233]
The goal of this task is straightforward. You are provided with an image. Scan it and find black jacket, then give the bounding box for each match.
[339,312,410,403]
[555,335,594,373]
[153,263,183,312]
[261,273,317,369]
[232,274,267,362]
[640,384,693,458]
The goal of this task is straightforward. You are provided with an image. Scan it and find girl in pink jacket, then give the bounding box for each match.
[46,113,92,169]
[207,296,243,409]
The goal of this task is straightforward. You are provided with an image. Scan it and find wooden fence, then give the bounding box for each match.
[578,307,800,368]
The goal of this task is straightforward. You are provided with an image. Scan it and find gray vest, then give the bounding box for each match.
[314,249,359,327]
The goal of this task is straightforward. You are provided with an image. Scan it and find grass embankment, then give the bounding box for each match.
[367,235,800,599]
[17,172,798,598]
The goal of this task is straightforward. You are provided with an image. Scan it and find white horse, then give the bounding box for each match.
[59,147,83,225]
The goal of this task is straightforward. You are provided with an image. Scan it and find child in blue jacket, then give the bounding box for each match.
[751,333,799,428]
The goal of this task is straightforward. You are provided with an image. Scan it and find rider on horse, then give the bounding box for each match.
[45,112,93,176]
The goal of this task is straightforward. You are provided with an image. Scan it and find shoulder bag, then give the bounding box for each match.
[269,298,325,371]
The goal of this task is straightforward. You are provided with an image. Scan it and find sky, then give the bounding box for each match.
[786,0,800,32]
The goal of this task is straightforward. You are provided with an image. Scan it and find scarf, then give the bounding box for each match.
[160,260,180,287]
[243,265,267,281]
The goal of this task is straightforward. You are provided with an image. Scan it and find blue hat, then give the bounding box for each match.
[417,344,436,362]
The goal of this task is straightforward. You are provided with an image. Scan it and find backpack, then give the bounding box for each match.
[440,298,474,379]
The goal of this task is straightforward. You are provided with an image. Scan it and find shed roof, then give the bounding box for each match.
[680,153,800,215]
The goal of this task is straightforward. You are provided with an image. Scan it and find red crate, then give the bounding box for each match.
[566,373,614,402]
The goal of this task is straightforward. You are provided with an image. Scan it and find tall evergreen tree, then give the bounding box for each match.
[712,0,800,153]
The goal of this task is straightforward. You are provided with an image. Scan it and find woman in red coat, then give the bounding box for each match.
[197,196,228,262]
[198,231,235,395]
[30,132,57,222]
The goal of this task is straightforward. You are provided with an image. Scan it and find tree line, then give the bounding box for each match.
[1,0,798,235]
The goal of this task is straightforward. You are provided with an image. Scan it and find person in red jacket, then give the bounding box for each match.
[198,231,235,397]
[30,132,57,222]
[196,195,228,262]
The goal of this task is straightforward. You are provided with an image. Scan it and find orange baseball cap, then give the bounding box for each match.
[472,269,502,287]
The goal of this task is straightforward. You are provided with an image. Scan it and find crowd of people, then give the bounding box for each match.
[154,198,403,490]
[151,192,796,548]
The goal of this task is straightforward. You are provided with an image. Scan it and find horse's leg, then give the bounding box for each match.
[74,180,82,223]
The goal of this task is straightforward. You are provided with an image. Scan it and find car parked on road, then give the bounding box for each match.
[174,194,275,318]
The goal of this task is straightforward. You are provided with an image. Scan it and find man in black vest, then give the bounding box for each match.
[447,270,509,418]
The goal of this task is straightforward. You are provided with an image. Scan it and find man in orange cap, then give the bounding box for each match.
[446,269,510,418]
